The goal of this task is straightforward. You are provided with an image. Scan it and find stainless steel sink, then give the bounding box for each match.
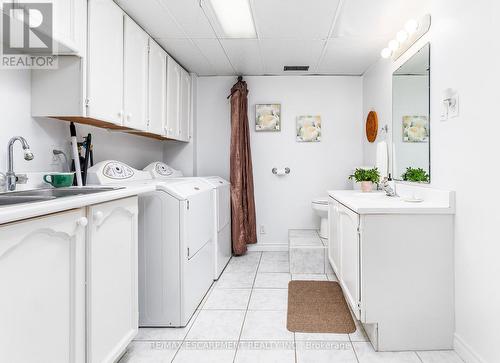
[0,195,55,206]
[0,187,122,206]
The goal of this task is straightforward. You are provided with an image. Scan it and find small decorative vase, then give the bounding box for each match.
[360,181,373,193]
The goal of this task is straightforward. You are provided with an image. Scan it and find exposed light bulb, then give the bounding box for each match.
[388,39,399,51]
[396,30,409,43]
[380,48,392,59]
[404,19,419,35]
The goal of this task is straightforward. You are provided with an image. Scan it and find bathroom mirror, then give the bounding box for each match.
[392,43,430,183]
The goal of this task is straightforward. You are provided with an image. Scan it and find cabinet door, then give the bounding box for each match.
[87,0,124,125]
[179,69,191,142]
[0,209,87,363]
[328,199,341,275]
[338,204,361,319]
[87,197,138,363]
[123,16,149,131]
[166,56,181,139]
[148,39,167,135]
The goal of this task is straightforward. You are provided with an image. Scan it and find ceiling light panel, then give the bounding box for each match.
[210,0,256,38]
[253,0,340,39]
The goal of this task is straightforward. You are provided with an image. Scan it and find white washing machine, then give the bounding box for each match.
[143,162,232,280]
[87,160,214,327]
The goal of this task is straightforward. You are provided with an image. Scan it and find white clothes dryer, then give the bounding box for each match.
[143,162,232,280]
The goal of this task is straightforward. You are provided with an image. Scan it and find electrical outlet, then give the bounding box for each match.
[259,225,266,235]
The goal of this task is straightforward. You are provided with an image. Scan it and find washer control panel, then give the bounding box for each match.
[103,161,134,179]
[87,160,152,185]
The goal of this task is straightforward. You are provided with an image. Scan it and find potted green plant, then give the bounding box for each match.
[401,167,430,183]
[349,168,380,192]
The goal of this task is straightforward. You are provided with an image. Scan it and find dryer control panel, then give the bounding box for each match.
[87,160,152,185]
[144,162,183,179]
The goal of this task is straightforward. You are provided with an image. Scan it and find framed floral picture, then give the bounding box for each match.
[256,104,281,131]
[296,115,321,142]
[402,115,429,142]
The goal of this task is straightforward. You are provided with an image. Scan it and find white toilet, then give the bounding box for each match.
[312,198,329,239]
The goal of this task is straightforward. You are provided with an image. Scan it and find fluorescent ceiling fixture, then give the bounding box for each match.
[210,0,256,38]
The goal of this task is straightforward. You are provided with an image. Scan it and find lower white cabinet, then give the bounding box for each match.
[87,197,139,363]
[0,197,138,363]
[328,195,455,351]
[0,209,87,363]
[337,203,361,320]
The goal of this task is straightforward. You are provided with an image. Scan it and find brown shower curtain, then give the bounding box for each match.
[229,77,257,255]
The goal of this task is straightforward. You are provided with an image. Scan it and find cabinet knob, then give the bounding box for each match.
[76,217,88,227]
[94,211,104,225]
[127,113,132,119]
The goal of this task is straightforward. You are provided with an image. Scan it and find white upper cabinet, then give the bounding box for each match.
[123,16,149,131]
[148,39,167,135]
[0,209,87,363]
[3,0,86,55]
[31,0,192,142]
[179,68,191,142]
[87,0,124,125]
[166,56,181,139]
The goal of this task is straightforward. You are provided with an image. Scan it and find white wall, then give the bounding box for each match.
[197,76,363,246]
[0,70,164,176]
[362,1,500,362]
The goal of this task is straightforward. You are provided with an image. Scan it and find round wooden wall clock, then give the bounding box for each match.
[366,111,378,143]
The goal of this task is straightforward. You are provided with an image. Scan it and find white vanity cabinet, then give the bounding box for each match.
[87,197,138,363]
[0,209,87,363]
[328,189,455,352]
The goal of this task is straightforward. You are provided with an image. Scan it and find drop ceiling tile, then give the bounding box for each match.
[192,39,235,75]
[317,37,386,75]
[116,0,185,38]
[220,39,264,75]
[253,0,340,39]
[259,39,326,74]
[333,0,431,38]
[159,0,217,38]
[155,38,216,75]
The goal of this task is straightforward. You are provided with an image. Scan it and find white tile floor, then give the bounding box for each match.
[119,251,464,363]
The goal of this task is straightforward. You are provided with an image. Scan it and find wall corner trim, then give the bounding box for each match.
[454,333,486,363]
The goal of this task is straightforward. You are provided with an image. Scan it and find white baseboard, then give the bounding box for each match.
[454,333,485,363]
[247,243,289,252]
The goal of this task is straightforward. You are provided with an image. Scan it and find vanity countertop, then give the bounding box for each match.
[328,189,455,215]
[0,183,157,225]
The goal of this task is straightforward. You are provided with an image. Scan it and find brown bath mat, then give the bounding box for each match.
[287,280,356,334]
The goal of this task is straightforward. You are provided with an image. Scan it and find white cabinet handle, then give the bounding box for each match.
[118,110,123,118]
[76,217,88,227]
[94,211,104,226]
[127,113,132,120]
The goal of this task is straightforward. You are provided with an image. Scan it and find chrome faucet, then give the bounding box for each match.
[6,136,34,191]
[380,177,398,197]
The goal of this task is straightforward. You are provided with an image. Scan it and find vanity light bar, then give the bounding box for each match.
[380,14,431,60]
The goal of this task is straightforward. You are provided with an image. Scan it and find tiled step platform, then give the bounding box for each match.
[289,229,334,275]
